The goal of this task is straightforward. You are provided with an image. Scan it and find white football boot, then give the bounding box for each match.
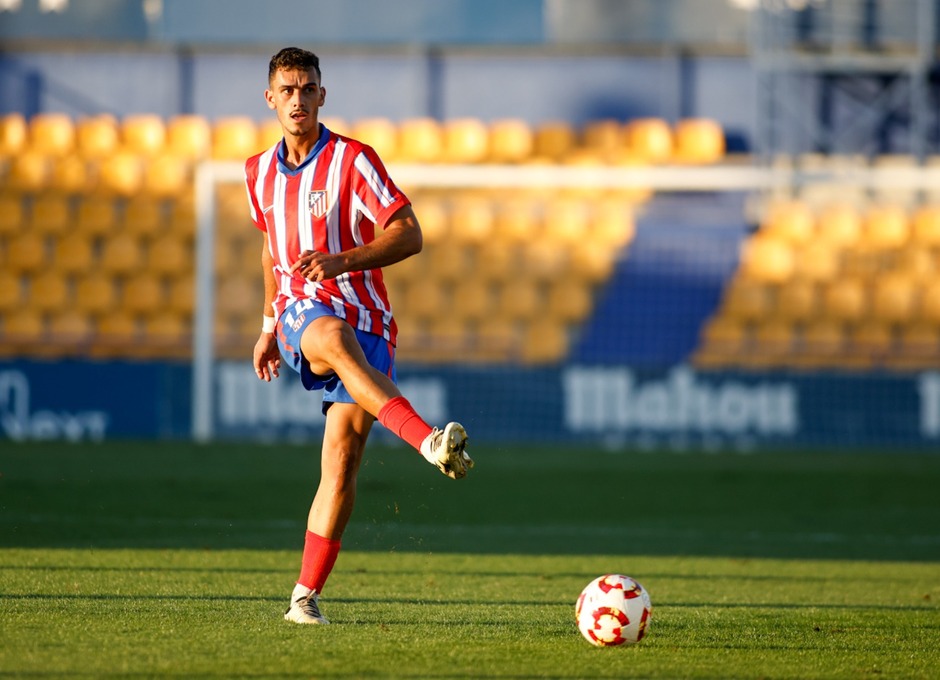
[284,584,330,625]
[420,422,473,479]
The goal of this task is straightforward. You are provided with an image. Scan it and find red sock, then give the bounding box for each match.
[377,396,433,451]
[297,531,342,594]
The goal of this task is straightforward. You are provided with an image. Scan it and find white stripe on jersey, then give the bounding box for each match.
[297,160,317,254]
[325,141,346,253]
[354,153,395,208]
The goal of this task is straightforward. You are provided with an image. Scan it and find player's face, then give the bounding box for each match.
[265,68,326,139]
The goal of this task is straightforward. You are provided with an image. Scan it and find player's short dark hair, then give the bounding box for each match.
[268,47,321,83]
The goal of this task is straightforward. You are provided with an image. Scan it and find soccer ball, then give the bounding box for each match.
[575,574,652,647]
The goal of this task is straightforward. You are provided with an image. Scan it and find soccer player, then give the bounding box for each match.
[247,47,473,625]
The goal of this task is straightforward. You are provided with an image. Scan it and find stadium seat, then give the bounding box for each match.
[215,274,257,321]
[894,245,935,282]
[847,320,894,365]
[397,118,443,163]
[146,234,192,277]
[94,312,139,356]
[2,309,45,344]
[76,195,119,237]
[99,233,144,277]
[472,242,516,284]
[570,242,617,285]
[472,317,517,361]
[721,278,772,323]
[494,199,541,243]
[871,274,917,326]
[425,242,470,284]
[27,192,71,236]
[382,248,422,286]
[896,322,940,367]
[488,119,534,163]
[74,272,117,317]
[167,277,194,317]
[822,278,868,324]
[524,240,569,282]
[121,115,166,156]
[449,196,495,244]
[123,195,165,239]
[166,115,211,160]
[349,118,398,160]
[546,279,593,323]
[5,233,46,274]
[211,117,260,160]
[142,153,190,197]
[739,235,795,283]
[792,241,839,283]
[800,320,847,365]
[0,113,27,156]
[672,118,725,165]
[751,319,797,365]
[581,119,624,157]
[411,195,449,244]
[623,118,673,163]
[121,273,165,316]
[774,280,818,323]
[169,193,196,238]
[0,194,26,236]
[450,280,492,323]
[591,197,636,249]
[911,204,940,247]
[97,151,143,196]
[695,316,748,365]
[257,118,283,150]
[863,204,910,250]
[49,155,91,194]
[816,202,862,248]
[442,118,489,164]
[917,280,940,326]
[533,121,576,161]
[495,279,541,321]
[52,232,95,276]
[49,309,94,349]
[76,114,120,159]
[761,200,815,245]
[8,152,51,193]
[143,311,190,356]
[400,279,449,322]
[543,197,590,245]
[28,113,75,157]
[0,271,22,313]
[521,319,568,364]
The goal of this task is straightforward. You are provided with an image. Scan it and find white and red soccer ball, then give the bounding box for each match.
[575,574,652,647]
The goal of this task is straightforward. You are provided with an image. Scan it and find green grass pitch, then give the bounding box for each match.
[1,441,938,678]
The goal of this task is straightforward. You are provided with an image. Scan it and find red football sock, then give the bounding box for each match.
[297,531,342,594]
[377,396,433,451]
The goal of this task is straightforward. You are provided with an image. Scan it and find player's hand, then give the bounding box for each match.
[253,333,281,382]
[291,249,343,283]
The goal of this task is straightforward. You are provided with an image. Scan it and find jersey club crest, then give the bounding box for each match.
[308,190,329,217]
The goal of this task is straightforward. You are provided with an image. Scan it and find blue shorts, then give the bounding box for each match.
[276,298,397,414]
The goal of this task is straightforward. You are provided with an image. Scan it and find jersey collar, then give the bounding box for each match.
[276,123,330,176]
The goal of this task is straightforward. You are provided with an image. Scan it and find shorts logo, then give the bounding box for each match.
[308,190,328,218]
[291,313,306,332]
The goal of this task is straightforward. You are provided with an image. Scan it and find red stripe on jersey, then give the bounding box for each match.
[244,129,410,345]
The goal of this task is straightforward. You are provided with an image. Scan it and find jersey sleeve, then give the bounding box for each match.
[350,144,411,229]
[244,156,266,232]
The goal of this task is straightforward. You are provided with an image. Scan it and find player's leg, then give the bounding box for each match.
[285,402,372,625]
[299,315,473,478]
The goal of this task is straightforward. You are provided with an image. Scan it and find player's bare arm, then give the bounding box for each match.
[253,237,281,382]
[290,204,422,282]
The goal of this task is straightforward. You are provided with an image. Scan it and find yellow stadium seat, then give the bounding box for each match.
[521,319,568,364]
[0,271,23,313]
[211,117,260,160]
[697,316,748,359]
[143,311,190,356]
[495,279,541,321]
[425,242,470,284]
[570,242,617,285]
[896,322,940,366]
[624,118,673,163]
[28,192,71,236]
[0,113,27,156]
[167,277,194,317]
[257,118,283,150]
[75,272,117,317]
[752,319,797,364]
[318,116,348,137]
[800,320,847,364]
[762,200,815,245]
[142,153,190,197]
[591,197,637,248]
[494,199,541,243]
[215,274,257,321]
[581,119,624,156]
[48,155,90,194]
[349,117,398,160]
[543,197,590,245]
[823,278,868,324]
[816,202,862,248]
[672,118,725,164]
[473,242,516,284]
[2,309,44,344]
[488,119,534,163]
[94,312,139,356]
[166,115,211,160]
[450,280,492,323]
[52,232,95,276]
[449,196,495,244]
[97,151,143,196]
[0,194,26,236]
[871,274,917,326]
[524,240,569,282]
[863,204,910,250]
[147,234,192,277]
[721,278,772,323]
[123,195,165,238]
[76,195,119,236]
[442,118,489,163]
[400,280,449,322]
[121,114,166,156]
[28,270,71,312]
[5,233,46,274]
[397,118,443,163]
[792,242,839,283]
[8,152,51,193]
[911,204,940,247]
[99,233,143,277]
[533,121,576,161]
[76,114,120,159]
[918,280,940,325]
[473,317,516,361]
[28,113,75,157]
[49,309,93,345]
[121,273,165,316]
[546,279,593,323]
[775,281,818,323]
[894,246,935,281]
[411,195,449,244]
[739,236,795,283]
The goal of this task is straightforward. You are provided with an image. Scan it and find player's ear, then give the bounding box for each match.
[264,89,276,110]
[318,86,326,106]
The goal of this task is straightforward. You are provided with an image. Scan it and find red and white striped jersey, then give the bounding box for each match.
[244,125,411,345]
